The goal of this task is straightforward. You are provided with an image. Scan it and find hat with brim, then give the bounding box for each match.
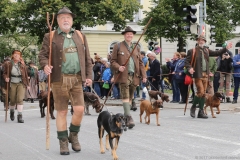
[196,35,207,42]
[121,26,136,35]
[56,7,76,18]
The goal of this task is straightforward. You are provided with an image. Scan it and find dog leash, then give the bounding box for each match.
[90,86,109,112]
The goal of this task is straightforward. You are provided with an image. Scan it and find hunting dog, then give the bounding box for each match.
[97,111,127,160]
[204,92,223,118]
[148,90,170,102]
[70,92,103,115]
[38,90,55,119]
[140,100,163,126]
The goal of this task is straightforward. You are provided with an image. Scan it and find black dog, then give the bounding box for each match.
[38,91,55,119]
[97,111,127,160]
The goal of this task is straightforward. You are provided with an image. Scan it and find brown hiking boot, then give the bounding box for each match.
[126,116,135,129]
[59,137,70,155]
[68,132,81,152]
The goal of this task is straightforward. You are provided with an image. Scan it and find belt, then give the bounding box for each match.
[128,72,134,76]
[11,75,22,78]
[62,73,77,76]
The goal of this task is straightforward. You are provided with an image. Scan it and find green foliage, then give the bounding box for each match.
[0,32,38,63]
[1,0,141,43]
[161,64,169,77]
[140,0,240,51]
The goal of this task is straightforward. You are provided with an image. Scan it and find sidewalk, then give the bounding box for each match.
[11,92,239,113]
[101,93,240,112]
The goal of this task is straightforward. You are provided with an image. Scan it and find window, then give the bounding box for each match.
[177,43,187,53]
[108,41,142,53]
[133,42,141,50]
[215,43,222,51]
[109,41,119,53]
[235,42,240,55]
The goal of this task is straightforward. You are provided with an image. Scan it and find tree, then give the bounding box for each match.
[0,35,14,61]
[140,0,240,51]
[3,0,141,43]
[0,32,38,62]
[0,0,17,34]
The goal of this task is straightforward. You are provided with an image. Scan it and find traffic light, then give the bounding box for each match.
[148,41,159,51]
[183,4,200,34]
[183,4,199,24]
[205,24,216,45]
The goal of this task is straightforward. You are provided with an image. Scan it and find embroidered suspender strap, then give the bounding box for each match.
[50,30,84,62]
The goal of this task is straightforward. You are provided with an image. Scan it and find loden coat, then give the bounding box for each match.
[3,60,29,89]
[185,46,227,78]
[38,30,92,83]
[111,41,146,85]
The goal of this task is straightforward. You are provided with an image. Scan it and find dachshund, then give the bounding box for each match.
[204,92,223,118]
[70,92,103,115]
[140,100,163,126]
[38,90,55,119]
[148,90,170,103]
[97,111,127,160]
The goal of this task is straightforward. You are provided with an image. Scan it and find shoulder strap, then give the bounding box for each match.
[76,30,84,44]
[191,48,198,71]
[51,30,84,44]
[190,48,195,65]
[117,42,121,53]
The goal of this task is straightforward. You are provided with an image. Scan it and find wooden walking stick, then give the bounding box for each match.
[102,18,153,109]
[5,62,10,122]
[184,48,197,115]
[46,12,54,150]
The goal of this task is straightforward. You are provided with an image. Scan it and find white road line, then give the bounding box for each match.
[230,148,240,156]
[186,133,240,146]
[176,116,188,118]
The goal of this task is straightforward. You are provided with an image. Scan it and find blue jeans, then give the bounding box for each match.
[171,78,180,102]
[141,82,146,99]
[113,83,120,99]
[159,79,164,93]
[233,77,240,100]
[93,82,101,97]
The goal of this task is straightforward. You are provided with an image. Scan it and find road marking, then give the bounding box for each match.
[34,128,46,130]
[176,116,188,118]
[230,148,240,156]
[186,133,240,146]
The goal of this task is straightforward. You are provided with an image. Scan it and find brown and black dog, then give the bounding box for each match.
[204,92,223,118]
[140,100,163,126]
[97,111,127,160]
[148,90,170,107]
[70,92,103,115]
[38,90,55,119]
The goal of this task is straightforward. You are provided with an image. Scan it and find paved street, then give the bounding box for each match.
[0,97,239,160]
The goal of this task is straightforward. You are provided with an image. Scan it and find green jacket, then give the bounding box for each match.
[209,57,217,81]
